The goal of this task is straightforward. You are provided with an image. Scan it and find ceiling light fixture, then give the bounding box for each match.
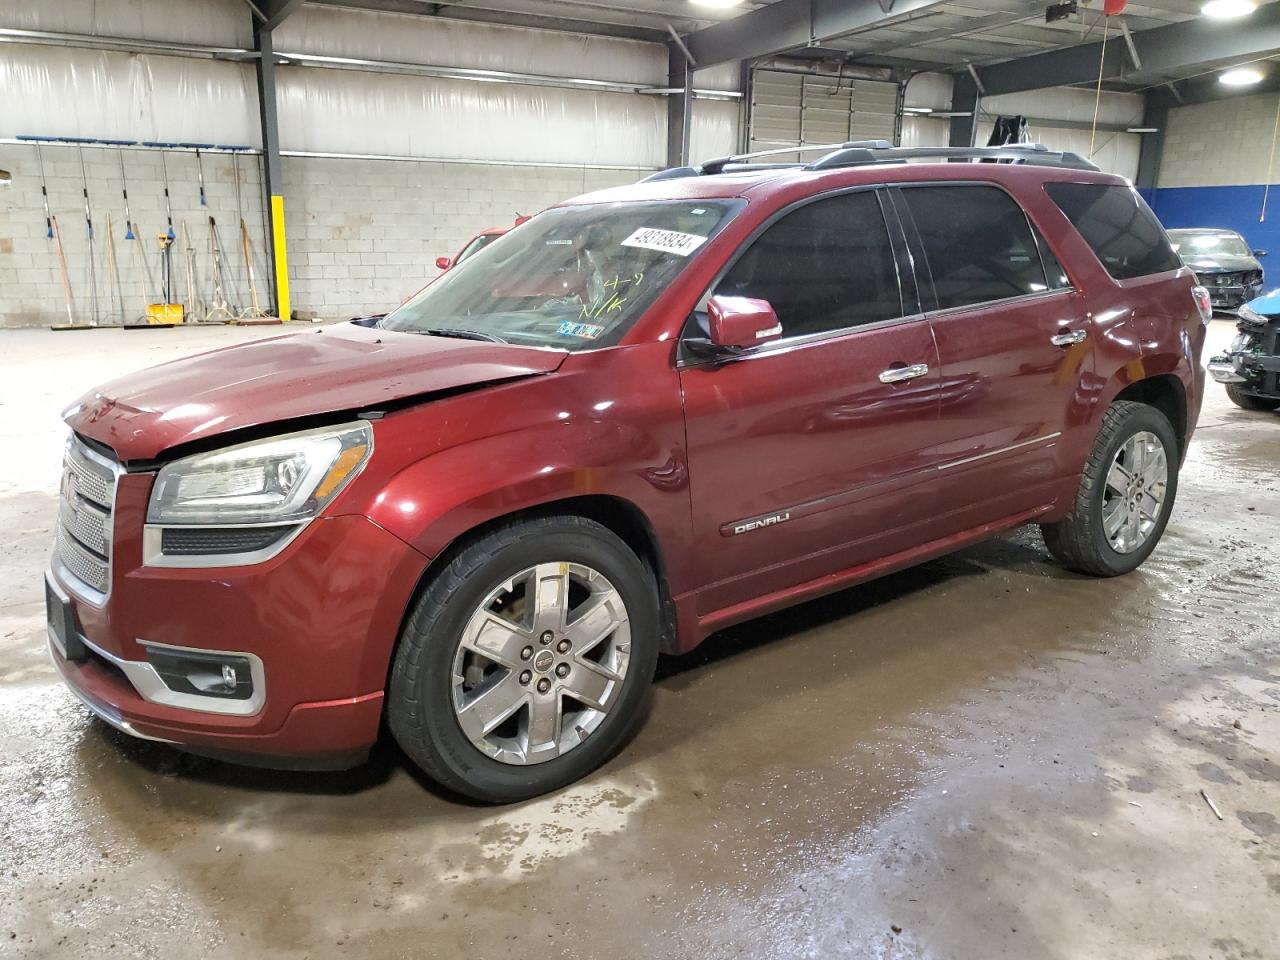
[902,106,934,114]
[1201,0,1256,19]
[1219,67,1264,85]
[690,0,744,8]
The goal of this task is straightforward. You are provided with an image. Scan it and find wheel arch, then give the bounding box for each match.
[385,494,680,696]
[1112,373,1188,461]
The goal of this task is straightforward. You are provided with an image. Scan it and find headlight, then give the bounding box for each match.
[147,422,373,526]
[1237,304,1270,327]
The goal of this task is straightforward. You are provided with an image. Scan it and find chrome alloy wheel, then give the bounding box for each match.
[450,562,632,765]
[1102,430,1168,554]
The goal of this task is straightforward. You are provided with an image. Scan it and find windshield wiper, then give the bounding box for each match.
[416,327,508,344]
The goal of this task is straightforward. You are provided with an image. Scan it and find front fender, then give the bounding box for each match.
[335,342,699,595]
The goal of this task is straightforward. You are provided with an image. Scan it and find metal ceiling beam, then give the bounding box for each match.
[260,0,306,31]
[683,0,952,69]
[973,3,1280,97]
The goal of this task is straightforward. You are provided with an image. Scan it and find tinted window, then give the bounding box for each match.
[1033,224,1071,289]
[901,185,1049,310]
[1045,182,1181,280]
[712,191,902,338]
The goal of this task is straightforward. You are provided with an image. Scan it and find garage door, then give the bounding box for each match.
[748,69,899,155]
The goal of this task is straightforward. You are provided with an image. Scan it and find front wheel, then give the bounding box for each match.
[1225,384,1280,411]
[388,515,659,803]
[1041,401,1179,577]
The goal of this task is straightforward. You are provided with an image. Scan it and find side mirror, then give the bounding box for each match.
[706,295,782,350]
[435,256,452,270]
[1254,249,1268,258]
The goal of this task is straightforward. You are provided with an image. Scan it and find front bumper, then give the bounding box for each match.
[49,495,429,769]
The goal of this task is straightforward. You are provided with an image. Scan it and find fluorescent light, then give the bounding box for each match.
[690,0,744,7]
[1201,0,1255,18]
[1126,127,1159,133]
[902,106,934,114]
[1220,67,1264,85]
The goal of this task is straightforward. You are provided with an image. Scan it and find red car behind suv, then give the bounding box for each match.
[48,142,1208,802]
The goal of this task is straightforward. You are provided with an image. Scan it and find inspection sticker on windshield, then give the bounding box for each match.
[621,227,707,257]
[557,320,604,339]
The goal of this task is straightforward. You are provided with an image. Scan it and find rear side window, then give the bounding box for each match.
[899,185,1049,310]
[1044,182,1181,280]
[712,191,902,338]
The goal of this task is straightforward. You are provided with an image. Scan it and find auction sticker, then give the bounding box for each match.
[621,227,707,257]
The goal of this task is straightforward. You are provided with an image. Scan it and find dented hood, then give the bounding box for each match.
[65,323,567,462]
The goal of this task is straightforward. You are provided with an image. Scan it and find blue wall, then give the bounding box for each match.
[1143,184,1280,260]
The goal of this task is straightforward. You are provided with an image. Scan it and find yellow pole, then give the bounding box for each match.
[270,194,291,321]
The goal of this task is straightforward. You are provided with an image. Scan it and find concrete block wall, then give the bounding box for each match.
[281,157,638,319]
[1148,92,1280,260]
[0,143,269,328]
[0,143,641,326]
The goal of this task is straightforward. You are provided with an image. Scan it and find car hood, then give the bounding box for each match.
[64,323,567,462]
[1244,287,1280,318]
[1182,253,1261,273]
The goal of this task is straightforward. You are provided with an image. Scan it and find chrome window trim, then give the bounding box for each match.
[678,310,930,368]
[142,521,307,569]
[921,286,1078,321]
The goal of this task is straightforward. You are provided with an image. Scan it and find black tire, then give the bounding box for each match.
[388,515,659,803]
[1040,401,1179,577]
[1225,384,1280,412]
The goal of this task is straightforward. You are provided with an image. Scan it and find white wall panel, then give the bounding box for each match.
[982,87,1143,128]
[276,66,663,166]
[0,0,252,47]
[0,44,260,146]
[904,72,952,111]
[900,116,949,147]
[692,62,742,93]
[689,100,740,163]
[275,7,666,86]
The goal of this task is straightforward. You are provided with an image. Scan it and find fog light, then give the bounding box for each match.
[144,647,255,701]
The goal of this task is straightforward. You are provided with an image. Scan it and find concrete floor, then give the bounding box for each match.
[0,320,1277,959]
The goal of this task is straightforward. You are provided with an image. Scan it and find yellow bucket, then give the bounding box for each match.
[146,303,184,325]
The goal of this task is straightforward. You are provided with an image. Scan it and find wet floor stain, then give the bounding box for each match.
[1,322,1277,958]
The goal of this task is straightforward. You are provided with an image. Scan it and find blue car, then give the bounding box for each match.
[1207,289,1280,411]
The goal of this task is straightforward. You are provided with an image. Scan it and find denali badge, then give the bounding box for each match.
[733,511,791,535]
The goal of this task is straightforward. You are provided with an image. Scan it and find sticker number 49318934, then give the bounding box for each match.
[621,227,708,257]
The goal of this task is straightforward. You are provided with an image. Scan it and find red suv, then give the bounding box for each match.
[48,143,1208,802]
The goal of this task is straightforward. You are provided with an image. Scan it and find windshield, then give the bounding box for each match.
[382,199,742,350]
[1168,230,1252,258]
[454,232,500,265]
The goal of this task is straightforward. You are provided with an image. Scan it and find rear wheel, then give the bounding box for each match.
[388,515,659,803]
[1041,401,1179,577]
[1225,384,1280,411]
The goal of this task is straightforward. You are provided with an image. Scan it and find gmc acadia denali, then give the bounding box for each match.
[48,142,1209,802]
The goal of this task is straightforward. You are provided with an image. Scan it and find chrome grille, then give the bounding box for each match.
[55,437,117,597]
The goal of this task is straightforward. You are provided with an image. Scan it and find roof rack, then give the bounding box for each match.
[640,141,1098,183]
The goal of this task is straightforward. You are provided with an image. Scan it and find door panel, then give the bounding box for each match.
[893,182,1095,524]
[680,320,941,614]
[926,290,1093,520]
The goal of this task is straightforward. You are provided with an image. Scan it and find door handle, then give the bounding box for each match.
[1050,329,1088,347]
[878,362,930,384]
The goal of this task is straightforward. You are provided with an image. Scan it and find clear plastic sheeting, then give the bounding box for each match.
[0,0,252,48]
[900,116,949,148]
[689,99,740,164]
[276,67,664,167]
[275,7,666,86]
[0,44,259,145]
[981,88,1143,128]
[692,63,742,93]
